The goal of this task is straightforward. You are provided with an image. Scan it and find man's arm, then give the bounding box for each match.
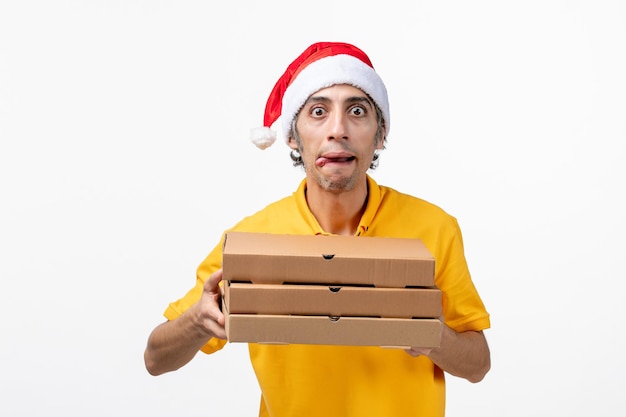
[406,325,491,383]
[144,269,226,376]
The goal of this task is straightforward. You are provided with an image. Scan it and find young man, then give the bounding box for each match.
[144,42,491,416]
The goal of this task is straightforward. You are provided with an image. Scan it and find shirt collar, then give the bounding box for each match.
[294,175,382,236]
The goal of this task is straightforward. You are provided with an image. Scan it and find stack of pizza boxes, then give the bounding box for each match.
[221,231,442,348]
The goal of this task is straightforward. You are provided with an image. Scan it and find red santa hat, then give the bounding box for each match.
[250,41,390,149]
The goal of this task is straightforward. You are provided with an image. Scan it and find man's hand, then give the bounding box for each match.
[144,269,228,375]
[405,347,432,357]
[193,269,227,340]
[404,322,491,383]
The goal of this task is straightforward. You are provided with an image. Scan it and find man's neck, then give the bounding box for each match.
[305,180,368,236]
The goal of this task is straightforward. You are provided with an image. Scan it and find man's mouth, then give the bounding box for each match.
[315,156,356,167]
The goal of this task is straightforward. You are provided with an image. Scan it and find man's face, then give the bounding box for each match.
[289,84,384,193]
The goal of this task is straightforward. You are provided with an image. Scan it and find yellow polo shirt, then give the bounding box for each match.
[164,175,490,417]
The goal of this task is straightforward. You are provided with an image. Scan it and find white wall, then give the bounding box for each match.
[1,1,624,415]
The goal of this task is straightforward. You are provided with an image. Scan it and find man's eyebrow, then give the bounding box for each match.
[345,96,374,108]
[304,95,331,105]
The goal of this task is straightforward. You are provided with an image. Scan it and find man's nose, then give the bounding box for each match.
[327,111,349,141]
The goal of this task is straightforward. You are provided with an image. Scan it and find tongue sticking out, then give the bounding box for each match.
[316,157,330,167]
[316,156,354,167]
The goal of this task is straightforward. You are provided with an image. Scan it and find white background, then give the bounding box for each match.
[1,1,625,416]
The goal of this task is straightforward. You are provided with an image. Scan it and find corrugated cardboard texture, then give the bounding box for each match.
[225,314,442,348]
[222,232,435,287]
[225,282,442,318]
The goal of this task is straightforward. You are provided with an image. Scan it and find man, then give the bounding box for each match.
[144,42,491,416]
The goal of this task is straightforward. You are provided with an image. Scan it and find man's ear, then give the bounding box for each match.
[376,130,387,150]
[287,136,299,150]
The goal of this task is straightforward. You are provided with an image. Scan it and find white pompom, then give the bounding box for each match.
[250,126,277,150]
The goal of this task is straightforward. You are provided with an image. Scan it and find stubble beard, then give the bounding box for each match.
[307,164,359,194]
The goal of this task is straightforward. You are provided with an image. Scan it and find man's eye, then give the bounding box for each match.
[312,107,325,117]
[350,106,365,116]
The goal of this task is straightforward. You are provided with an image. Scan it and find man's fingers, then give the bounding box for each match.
[405,347,432,357]
[205,269,224,292]
[203,314,227,339]
[208,302,225,327]
[202,269,225,327]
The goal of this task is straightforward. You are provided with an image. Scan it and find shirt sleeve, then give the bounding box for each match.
[435,217,491,333]
[163,235,228,354]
